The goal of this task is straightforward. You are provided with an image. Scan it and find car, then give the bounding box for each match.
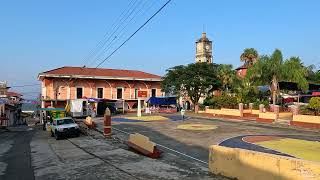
[50,117,80,140]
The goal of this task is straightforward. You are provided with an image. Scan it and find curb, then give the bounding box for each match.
[186,113,320,133]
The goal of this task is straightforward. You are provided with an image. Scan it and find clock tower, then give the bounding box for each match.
[195,32,212,63]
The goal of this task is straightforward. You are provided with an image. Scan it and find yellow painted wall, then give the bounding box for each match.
[251,110,260,115]
[293,115,320,124]
[278,112,293,120]
[209,145,320,180]
[259,112,277,120]
[206,108,241,117]
[205,109,222,114]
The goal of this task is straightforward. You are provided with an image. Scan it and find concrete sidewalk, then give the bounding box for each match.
[31,126,223,180]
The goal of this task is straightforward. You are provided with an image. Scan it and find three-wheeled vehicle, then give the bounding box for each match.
[39,108,66,130]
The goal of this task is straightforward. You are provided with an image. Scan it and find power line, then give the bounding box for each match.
[10,84,40,88]
[89,0,156,67]
[83,0,141,66]
[95,0,172,68]
[80,0,137,66]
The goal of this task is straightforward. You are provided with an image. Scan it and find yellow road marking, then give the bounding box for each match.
[126,116,169,121]
[177,124,217,131]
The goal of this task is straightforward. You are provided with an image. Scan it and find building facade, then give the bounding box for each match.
[235,64,248,78]
[0,81,23,126]
[195,32,213,63]
[38,66,163,110]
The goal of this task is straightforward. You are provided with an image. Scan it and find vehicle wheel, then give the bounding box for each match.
[76,132,80,137]
[51,131,54,137]
[55,131,60,140]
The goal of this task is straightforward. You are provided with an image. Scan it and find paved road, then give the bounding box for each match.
[0,127,34,180]
[0,125,222,179]
[93,114,320,165]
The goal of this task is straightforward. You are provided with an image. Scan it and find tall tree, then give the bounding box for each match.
[161,63,221,113]
[217,64,236,92]
[240,48,259,66]
[247,49,308,105]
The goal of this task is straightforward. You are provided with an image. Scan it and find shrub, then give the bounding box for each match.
[252,99,269,110]
[308,97,320,115]
[203,95,238,109]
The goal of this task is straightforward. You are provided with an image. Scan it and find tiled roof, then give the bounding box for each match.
[7,91,22,97]
[235,64,248,70]
[39,66,162,80]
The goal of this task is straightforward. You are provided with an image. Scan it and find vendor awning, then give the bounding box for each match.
[39,108,65,111]
[147,97,177,106]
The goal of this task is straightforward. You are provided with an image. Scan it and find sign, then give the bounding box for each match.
[138,90,147,98]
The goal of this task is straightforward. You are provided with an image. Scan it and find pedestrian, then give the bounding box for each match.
[180,108,185,121]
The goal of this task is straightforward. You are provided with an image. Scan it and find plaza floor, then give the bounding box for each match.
[94,113,320,163]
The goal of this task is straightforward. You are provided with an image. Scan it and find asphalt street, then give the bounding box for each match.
[0,127,34,180]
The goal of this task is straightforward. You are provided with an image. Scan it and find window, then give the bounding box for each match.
[97,88,103,99]
[117,88,123,99]
[134,89,138,99]
[76,87,83,99]
[151,89,156,97]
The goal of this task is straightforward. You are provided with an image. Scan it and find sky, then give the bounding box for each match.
[1,0,320,99]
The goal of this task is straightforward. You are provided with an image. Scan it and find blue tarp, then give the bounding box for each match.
[147,97,177,106]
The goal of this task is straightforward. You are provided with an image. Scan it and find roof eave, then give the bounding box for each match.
[38,74,162,82]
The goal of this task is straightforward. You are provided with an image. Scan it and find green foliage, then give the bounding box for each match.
[299,105,313,115]
[246,49,309,105]
[306,65,320,84]
[217,64,236,92]
[308,97,320,115]
[240,48,259,66]
[252,99,269,110]
[203,94,238,109]
[161,63,221,107]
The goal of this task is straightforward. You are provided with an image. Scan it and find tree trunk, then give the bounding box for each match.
[272,76,278,106]
[272,91,276,106]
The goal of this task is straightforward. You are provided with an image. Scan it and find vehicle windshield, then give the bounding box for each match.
[56,119,75,125]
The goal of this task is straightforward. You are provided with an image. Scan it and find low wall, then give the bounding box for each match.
[251,110,260,115]
[209,145,320,180]
[291,115,320,129]
[258,112,277,120]
[278,112,293,120]
[293,115,320,124]
[206,108,241,117]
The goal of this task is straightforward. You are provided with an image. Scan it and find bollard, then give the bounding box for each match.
[239,103,244,117]
[205,106,209,113]
[259,104,264,113]
[292,105,300,115]
[104,108,111,137]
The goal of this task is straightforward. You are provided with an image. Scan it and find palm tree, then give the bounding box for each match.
[217,64,235,91]
[247,49,308,106]
[240,48,259,66]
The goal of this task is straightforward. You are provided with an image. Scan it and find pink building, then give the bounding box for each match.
[38,66,163,110]
[235,64,248,78]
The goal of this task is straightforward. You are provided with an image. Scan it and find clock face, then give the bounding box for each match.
[205,45,210,50]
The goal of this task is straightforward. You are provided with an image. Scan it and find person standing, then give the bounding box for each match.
[180,108,185,121]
